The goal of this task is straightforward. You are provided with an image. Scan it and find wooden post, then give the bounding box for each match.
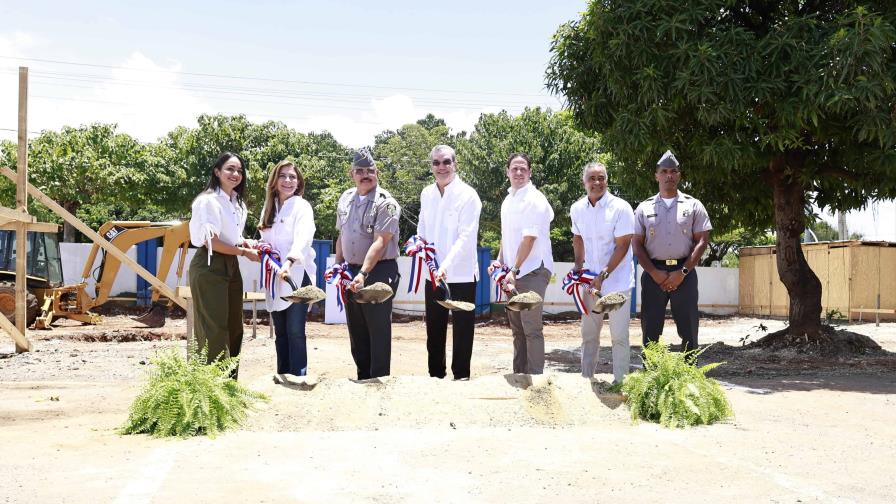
[0,167,188,310]
[14,67,28,352]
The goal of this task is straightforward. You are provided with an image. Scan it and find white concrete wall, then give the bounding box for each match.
[60,245,739,317]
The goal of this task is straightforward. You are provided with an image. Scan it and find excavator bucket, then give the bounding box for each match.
[132,301,167,328]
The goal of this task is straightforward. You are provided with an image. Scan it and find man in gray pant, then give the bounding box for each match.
[489,153,554,374]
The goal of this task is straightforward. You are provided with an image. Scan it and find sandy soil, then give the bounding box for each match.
[1,311,895,503]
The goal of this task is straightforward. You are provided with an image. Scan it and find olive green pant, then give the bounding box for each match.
[188,248,244,378]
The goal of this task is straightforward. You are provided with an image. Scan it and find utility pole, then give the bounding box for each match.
[837,211,848,241]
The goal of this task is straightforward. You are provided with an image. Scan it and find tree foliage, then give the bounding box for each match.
[547,1,896,335]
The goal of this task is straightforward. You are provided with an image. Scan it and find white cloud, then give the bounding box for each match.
[0,39,210,142]
[275,93,501,147]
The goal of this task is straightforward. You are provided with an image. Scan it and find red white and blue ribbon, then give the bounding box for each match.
[490,263,510,302]
[562,269,597,315]
[256,242,283,299]
[324,262,353,312]
[403,235,440,294]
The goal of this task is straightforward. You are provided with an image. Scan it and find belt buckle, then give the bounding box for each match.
[664,259,678,266]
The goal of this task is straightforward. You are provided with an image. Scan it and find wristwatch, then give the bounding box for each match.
[359,270,369,278]
[680,266,690,276]
[598,270,610,280]
[510,266,521,275]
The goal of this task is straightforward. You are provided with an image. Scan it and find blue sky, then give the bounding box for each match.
[0,0,893,239]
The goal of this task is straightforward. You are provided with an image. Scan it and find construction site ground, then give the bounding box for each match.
[1,310,894,503]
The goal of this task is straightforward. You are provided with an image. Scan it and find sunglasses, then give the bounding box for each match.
[352,167,377,175]
[431,159,453,166]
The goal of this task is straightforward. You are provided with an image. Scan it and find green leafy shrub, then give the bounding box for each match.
[120,342,268,438]
[621,342,732,428]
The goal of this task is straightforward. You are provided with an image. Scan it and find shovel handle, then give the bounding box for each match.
[284,275,299,292]
[438,279,452,299]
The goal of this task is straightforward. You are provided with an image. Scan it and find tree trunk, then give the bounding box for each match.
[770,155,822,336]
[62,201,78,243]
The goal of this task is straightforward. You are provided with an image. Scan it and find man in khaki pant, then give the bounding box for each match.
[489,153,554,374]
[570,162,635,383]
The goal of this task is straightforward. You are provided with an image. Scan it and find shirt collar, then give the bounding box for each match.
[508,181,532,197]
[588,191,612,208]
[215,187,239,205]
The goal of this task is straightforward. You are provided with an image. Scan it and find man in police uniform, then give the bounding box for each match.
[335,148,402,379]
[632,150,711,353]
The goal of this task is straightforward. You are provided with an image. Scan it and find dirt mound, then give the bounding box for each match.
[244,373,629,432]
[66,329,184,343]
[753,326,882,356]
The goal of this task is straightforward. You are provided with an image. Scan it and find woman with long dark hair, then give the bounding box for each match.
[258,159,316,377]
[188,152,260,378]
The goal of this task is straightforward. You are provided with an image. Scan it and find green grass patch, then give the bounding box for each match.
[621,342,733,428]
[120,342,268,438]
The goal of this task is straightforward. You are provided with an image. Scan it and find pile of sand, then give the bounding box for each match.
[245,372,629,431]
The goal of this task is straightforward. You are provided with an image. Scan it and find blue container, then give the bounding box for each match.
[136,239,159,307]
[312,239,332,290]
[476,246,492,315]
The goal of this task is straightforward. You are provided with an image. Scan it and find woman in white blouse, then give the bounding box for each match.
[258,159,317,377]
[188,152,260,379]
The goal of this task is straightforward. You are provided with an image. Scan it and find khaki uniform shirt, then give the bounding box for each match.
[336,185,401,264]
[633,191,712,260]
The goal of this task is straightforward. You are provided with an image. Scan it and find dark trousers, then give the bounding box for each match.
[345,259,400,380]
[272,272,311,376]
[424,279,476,379]
[640,264,699,352]
[188,247,244,379]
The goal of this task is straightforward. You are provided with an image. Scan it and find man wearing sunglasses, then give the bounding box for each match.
[416,145,482,380]
[334,148,402,379]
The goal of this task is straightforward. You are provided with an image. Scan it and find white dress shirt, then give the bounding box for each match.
[189,188,248,263]
[417,177,482,283]
[570,191,635,293]
[260,196,317,312]
[500,182,554,276]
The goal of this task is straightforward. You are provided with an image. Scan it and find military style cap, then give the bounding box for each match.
[352,148,376,168]
[657,150,679,168]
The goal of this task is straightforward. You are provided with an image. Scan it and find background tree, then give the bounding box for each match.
[372,114,463,243]
[460,108,605,260]
[547,1,896,339]
[0,124,163,241]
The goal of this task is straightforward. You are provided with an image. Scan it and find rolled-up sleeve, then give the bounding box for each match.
[189,195,221,247]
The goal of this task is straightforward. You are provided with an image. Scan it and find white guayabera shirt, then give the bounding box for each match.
[417,177,483,283]
[259,196,317,312]
[189,188,248,265]
[500,182,555,276]
[570,191,635,294]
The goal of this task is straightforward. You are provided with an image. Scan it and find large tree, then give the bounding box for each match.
[547,1,896,338]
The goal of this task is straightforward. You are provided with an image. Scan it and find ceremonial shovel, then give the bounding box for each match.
[436,280,475,312]
[280,275,327,304]
[591,290,629,314]
[503,285,543,312]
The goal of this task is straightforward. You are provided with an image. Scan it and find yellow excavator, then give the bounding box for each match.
[18,221,191,329]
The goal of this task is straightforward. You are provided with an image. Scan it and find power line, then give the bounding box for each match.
[0,55,551,98]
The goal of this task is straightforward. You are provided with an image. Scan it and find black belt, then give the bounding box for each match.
[651,257,688,270]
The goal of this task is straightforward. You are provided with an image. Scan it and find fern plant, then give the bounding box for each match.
[621,342,732,428]
[120,341,268,438]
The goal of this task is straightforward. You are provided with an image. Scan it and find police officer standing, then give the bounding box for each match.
[632,150,711,353]
[335,149,402,379]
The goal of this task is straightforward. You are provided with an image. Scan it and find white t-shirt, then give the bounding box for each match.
[570,191,635,293]
[417,177,482,283]
[500,182,554,276]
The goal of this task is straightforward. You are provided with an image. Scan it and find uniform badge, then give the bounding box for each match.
[366,224,374,234]
[682,209,691,217]
[649,227,655,237]
[386,203,398,217]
